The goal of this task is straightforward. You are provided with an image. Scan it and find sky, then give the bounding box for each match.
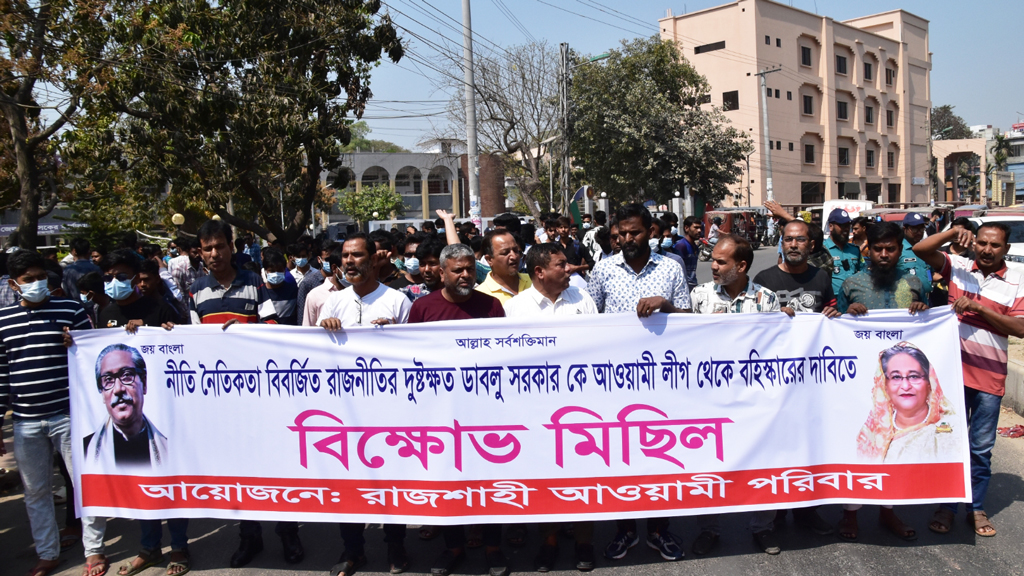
[364,0,1024,151]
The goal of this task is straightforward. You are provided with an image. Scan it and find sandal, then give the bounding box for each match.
[60,528,81,551]
[26,559,63,576]
[166,551,190,576]
[929,508,954,534]
[118,549,164,576]
[84,555,110,576]
[329,553,366,576]
[419,525,441,540]
[879,508,917,541]
[837,510,858,541]
[968,511,997,537]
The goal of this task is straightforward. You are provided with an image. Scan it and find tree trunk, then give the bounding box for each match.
[2,104,40,250]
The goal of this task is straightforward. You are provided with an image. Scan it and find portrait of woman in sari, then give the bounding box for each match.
[856,341,959,463]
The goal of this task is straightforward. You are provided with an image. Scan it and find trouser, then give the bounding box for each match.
[697,510,776,535]
[443,524,502,549]
[140,519,190,552]
[55,453,79,530]
[13,414,105,560]
[539,522,594,544]
[338,523,406,554]
[239,520,299,539]
[616,517,670,536]
[843,504,893,511]
[941,387,1001,513]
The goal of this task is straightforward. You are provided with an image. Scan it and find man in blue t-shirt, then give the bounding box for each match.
[262,248,299,326]
[672,215,701,291]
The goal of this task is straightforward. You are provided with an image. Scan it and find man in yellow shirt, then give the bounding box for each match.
[475,229,531,304]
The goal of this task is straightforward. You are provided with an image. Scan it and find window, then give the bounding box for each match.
[775,89,780,99]
[886,67,895,85]
[803,95,813,115]
[765,35,771,45]
[804,144,815,164]
[839,147,850,166]
[698,94,711,104]
[866,149,875,167]
[766,87,772,97]
[722,90,739,111]
[776,140,781,150]
[768,141,773,150]
[888,183,901,203]
[837,101,848,120]
[836,55,848,75]
[789,142,794,151]
[801,46,812,66]
[887,151,895,168]
[695,41,726,54]
[865,106,874,124]
[787,91,792,100]
[776,38,782,48]
[864,62,873,81]
[886,109,895,127]
[1011,144,1024,157]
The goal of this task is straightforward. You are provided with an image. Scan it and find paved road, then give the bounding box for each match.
[693,242,778,286]
[4,404,1024,576]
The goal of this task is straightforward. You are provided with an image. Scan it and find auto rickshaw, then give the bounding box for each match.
[703,210,762,250]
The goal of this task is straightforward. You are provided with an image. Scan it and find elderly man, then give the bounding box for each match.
[475,229,531,304]
[587,204,689,562]
[407,244,508,576]
[823,208,864,296]
[504,243,597,317]
[317,233,412,576]
[689,235,781,555]
[0,250,100,576]
[914,222,1024,538]
[837,221,928,542]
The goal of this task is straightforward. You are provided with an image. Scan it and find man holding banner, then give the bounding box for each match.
[914,222,1024,537]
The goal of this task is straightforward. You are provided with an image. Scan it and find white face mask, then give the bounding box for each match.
[18,279,49,303]
[648,238,661,252]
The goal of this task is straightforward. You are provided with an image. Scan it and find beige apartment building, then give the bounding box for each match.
[659,0,931,207]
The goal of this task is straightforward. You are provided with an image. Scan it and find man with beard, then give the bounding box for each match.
[754,220,841,318]
[823,209,864,296]
[834,221,928,542]
[167,237,206,304]
[475,229,531,304]
[914,222,1024,538]
[407,244,508,576]
[838,222,928,314]
[317,233,412,576]
[897,213,933,294]
[688,234,781,555]
[672,216,703,291]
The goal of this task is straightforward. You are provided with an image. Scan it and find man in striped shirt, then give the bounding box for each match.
[0,250,102,576]
[914,222,1024,538]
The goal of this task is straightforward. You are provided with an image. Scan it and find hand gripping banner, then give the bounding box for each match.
[69,308,970,524]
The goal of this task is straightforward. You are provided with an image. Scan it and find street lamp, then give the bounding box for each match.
[171,213,185,226]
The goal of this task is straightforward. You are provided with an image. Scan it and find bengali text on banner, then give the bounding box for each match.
[69,307,971,524]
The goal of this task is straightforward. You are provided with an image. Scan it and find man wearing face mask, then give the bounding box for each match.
[262,248,300,325]
[302,242,345,326]
[399,238,445,303]
[96,250,177,330]
[0,250,100,576]
[389,233,430,290]
[650,218,686,271]
[286,243,311,284]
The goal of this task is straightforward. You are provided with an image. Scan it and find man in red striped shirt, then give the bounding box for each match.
[914,222,1024,538]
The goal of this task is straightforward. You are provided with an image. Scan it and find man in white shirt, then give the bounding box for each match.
[504,243,597,317]
[315,232,411,575]
[317,234,411,329]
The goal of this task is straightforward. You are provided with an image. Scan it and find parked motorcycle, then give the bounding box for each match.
[698,238,713,262]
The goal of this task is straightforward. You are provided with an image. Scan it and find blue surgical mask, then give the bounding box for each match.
[80,293,91,303]
[294,258,308,268]
[169,248,179,257]
[18,279,49,303]
[671,226,679,235]
[322,261,331,273]
[393,257,405,271]
[583,222,592,229]
[405,257,420,275]
[437,227,445,234]
[661,238,673,250]
[104,278,134,301]
[266,271,286,285]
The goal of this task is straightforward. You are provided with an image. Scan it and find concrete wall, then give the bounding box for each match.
[1004,360,1024,417]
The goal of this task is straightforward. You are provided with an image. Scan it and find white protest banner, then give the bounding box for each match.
[69,308,970,524]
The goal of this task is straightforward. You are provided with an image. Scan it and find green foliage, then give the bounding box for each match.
[570,37,752,206]
[341,121,409,153]
[335,184,405,227]
[992,133,1011,171]
[71,0,403,244]
[931,105,973,140]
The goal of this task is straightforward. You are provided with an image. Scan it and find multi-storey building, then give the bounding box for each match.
[659,0,931,207]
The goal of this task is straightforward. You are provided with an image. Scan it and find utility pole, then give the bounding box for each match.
[755,67,782,201]
[462,0,480,226]
[559,43,570,213]
[745,151,753,206]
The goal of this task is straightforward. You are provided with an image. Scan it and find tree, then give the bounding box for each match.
[931,105,972,140]
[341,121,409,153]
[992,133,1011,171]
[0,0,107,249]
[74,0,403,244]
[335,183,404,228]
[435,41,560,219]
[570,37,752,206]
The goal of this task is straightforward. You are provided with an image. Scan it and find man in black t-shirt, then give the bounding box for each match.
[97,250,177,330]
[754,220,841,317]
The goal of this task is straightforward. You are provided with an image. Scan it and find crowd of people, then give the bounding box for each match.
[1,200,1021,576]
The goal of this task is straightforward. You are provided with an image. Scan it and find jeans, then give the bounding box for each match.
[140,519,190,552]
[13,415,71,561]
[942,387,1002,513]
